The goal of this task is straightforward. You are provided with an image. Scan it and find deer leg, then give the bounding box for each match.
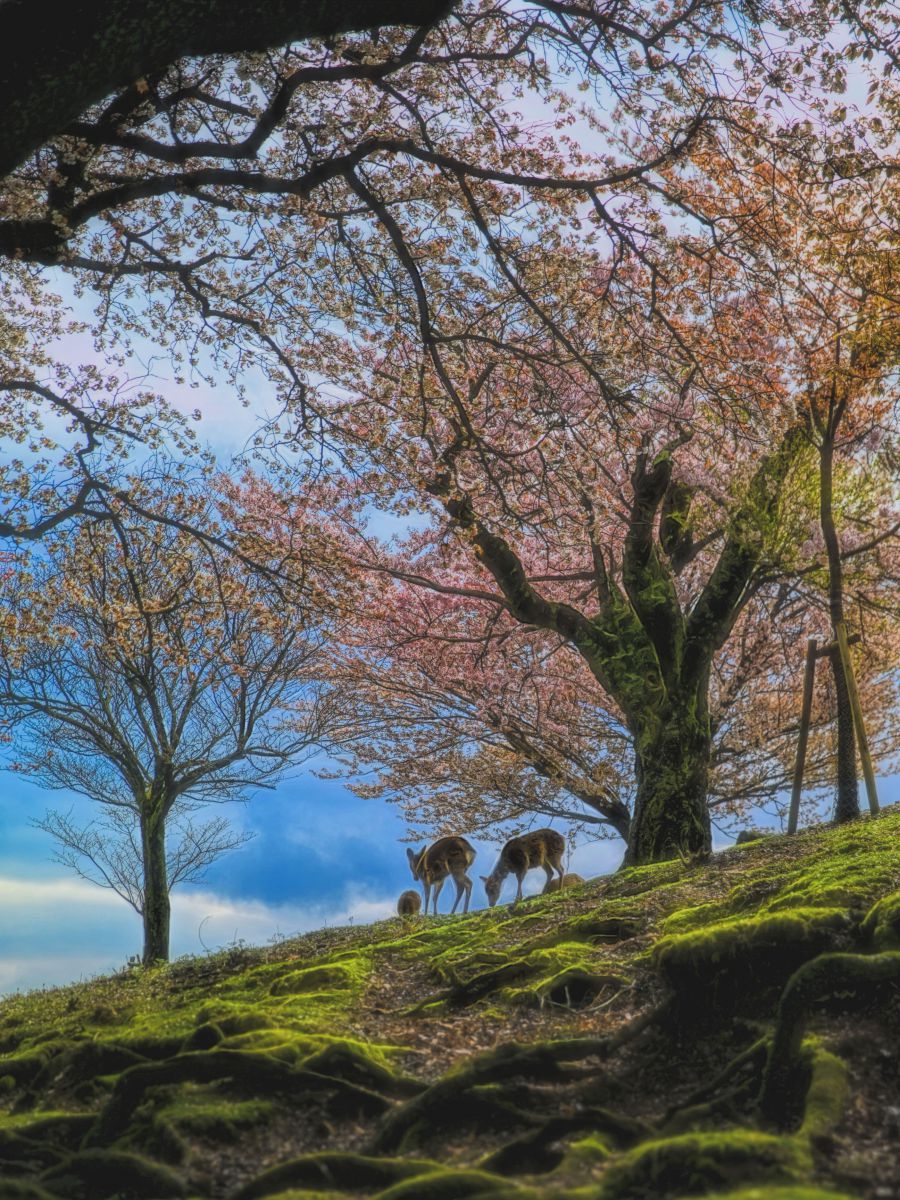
[512,872,525,910]
[463,875,472,913]
[450,873,465,914]
[543,863,554,888]
[432,877,446,914]
[422,882,431,915]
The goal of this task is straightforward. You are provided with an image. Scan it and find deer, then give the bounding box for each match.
[543,872,584,895]
[406,835,477,915]
[482,828,565,909]
[397,890,422,919]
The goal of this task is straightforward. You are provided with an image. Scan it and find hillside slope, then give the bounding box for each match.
[1,809,899,1200]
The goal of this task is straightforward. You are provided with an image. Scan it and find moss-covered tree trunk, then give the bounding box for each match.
[140,801,171,964]
[627,701,712,865]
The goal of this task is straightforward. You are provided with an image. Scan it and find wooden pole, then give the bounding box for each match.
[835,620,880,816]
[788,637,818,835]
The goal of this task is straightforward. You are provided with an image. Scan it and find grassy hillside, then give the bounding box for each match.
[2,809,899,1200]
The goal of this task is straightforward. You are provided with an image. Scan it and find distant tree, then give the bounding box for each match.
[674,126,900,823]
[0,485,343,962]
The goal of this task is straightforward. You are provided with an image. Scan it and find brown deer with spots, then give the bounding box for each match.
[406,836,476,915]
[482,828,565,909]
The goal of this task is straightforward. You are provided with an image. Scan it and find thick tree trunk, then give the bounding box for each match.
[625,704,712,865]
[140,804,171,964]
[819,427,859,824]
[0,0,451,180]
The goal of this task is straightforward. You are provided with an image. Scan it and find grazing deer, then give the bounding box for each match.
[543,872,584,895]
[482,828,565,909]
[397,890,422,919]
[406,836,477,915]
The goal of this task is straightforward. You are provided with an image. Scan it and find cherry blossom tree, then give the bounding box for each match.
[272,186,897,863]
[0,1,763,553]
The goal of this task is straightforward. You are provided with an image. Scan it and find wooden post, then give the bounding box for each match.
[835,620,880,816]
[788,637,818,835]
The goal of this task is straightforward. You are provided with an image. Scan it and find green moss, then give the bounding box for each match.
[655,909,852,1007]
[800,1047,849,1141]
[181,1021,223,1051]
[561,1134,612,1165]
[154,1085,277,1139]
[662,898,737,934]
[599,1131,809,1199]
[508,964,626,1010]
[269,964,360,996]
[861,889,900,950]
[4,1112,95,1148]
[661,811,900,938]
[239,1192,347,1200]
[0,808,897,1200]
[372,1168,525,1199]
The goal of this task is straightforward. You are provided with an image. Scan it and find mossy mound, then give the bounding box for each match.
[861,889,900,950]
[39,1148,187,1198]
[1,807,899,1200]
[598,1130,809,1199]
[654,908,853,1009]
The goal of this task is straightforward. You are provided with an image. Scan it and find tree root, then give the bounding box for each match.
[480,1106,646,1175]
[301,1042,423,1100]
[30,1041,148,1106]
[759,950,900,1128]
[447,961,537,1007]
[0,1129,64,1174]
[523,914,644,951]
[232,1151,441,1200]
[85,1049,391,1146]
[658,1038,768,1131]
[39,1148,187,1199]
[370,1007,667,1156]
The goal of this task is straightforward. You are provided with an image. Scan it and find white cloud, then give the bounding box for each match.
[170,886,395,955]
[0,872,396,997]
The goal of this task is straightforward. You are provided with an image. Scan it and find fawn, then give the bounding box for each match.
[397,890,422,918]
[406,836,476,915]
[543,872,584,895]
[482,828,565,908]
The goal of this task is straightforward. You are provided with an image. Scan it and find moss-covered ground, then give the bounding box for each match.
[2,809,899,1199]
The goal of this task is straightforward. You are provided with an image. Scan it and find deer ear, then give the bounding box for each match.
[480,875,489,883]
[406,847,415,862]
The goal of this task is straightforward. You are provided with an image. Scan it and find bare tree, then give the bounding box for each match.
[0,485,343,962]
